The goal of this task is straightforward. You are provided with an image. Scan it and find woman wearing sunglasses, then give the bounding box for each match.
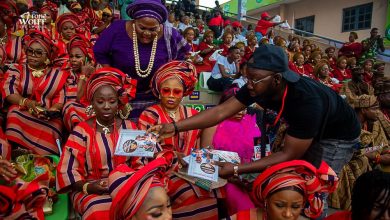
[2,30,67,156]
[139,61,225,219]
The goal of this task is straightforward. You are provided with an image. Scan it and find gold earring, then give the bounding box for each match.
[119,103,132,119]
[45,58,50,65]
[85,105,95,116]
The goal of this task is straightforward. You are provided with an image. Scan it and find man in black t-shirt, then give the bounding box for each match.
[149,44,360,178]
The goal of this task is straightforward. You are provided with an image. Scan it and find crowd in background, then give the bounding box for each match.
[0,0,389,219]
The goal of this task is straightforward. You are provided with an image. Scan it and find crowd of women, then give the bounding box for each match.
[0,0,389,219]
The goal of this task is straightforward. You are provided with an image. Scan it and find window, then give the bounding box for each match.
[295,16,315,37]
[342,3,372,32]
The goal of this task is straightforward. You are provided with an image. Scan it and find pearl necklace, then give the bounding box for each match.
[132,23,158,78]
[28,65,46,78]
[96,119,114,135]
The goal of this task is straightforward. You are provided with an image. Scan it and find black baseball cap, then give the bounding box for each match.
[247,44,300,83]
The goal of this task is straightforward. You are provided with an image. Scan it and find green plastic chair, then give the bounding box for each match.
[45,155,69,220]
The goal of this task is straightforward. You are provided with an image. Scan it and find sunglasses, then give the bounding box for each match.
[160,87,183,98]
[26,47,48,58]
[248,73,275,85]
[102,13,111,17]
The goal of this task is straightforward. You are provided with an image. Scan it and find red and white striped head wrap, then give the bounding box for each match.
[150,60,198,98]
[85,67,137,105]
[0,0,19,27]
[0,0,18,16]
[251,160,339,219]
[55,13,80,33]
[23,30,58,60]
[67,34,95,64]
[39,1,58,21]
[109,151,178,220]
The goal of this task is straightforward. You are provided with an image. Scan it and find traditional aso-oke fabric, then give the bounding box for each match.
[374,76,390,95]
[0,0,18,24]
[126,0,168,24]
[62,34,95,131]
[4,33,25,65]
[251,160,339,219]
[85,67,137,104]
[0,127,11,160]
[55,13,81,34]
[67,34,95,63]
[39,1,58,21]
[23,30,58,60]
[138,105,199,155]
[109,151,177,219]
[1,63,67,155]
[352,94,377,109]
[139,114,222,219]
[0,172,50,220]
[63,67,136,131]
[56,120,138,220]
[150,60,198,98]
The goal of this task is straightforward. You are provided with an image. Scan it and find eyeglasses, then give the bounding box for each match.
[102,13,111,17]
[26,48,48,58]
[160,87,183,98]
[248,74,275,85]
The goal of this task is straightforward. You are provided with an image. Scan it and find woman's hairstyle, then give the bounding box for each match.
[347,57,357,67]
[292,36,300,44]
[222,31,233,40]
[350,31,358,40]
[336,56,348,66]
[275,38,287,47]
[313,61,329,78]
[228,46,239,53]
[183,27,195,37]
[303,45,312,51]
[203,29,214,38]
[363,59,374,66]
[309,51,322,62]
[246,32,257,41]
[235,42,245,49]
[351,170,390,220]
[325,46,336,54]
[293,52,304,62]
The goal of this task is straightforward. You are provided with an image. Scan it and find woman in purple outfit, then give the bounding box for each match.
[93,0,190,120]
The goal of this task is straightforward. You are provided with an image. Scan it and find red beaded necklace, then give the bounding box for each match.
[273,85,288,126]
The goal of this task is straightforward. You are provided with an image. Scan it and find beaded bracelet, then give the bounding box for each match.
[172,121,179,135]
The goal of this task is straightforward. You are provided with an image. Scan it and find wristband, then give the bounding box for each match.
[172,121,179,135]
[233,165,239,177]
[83,182,90,195]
